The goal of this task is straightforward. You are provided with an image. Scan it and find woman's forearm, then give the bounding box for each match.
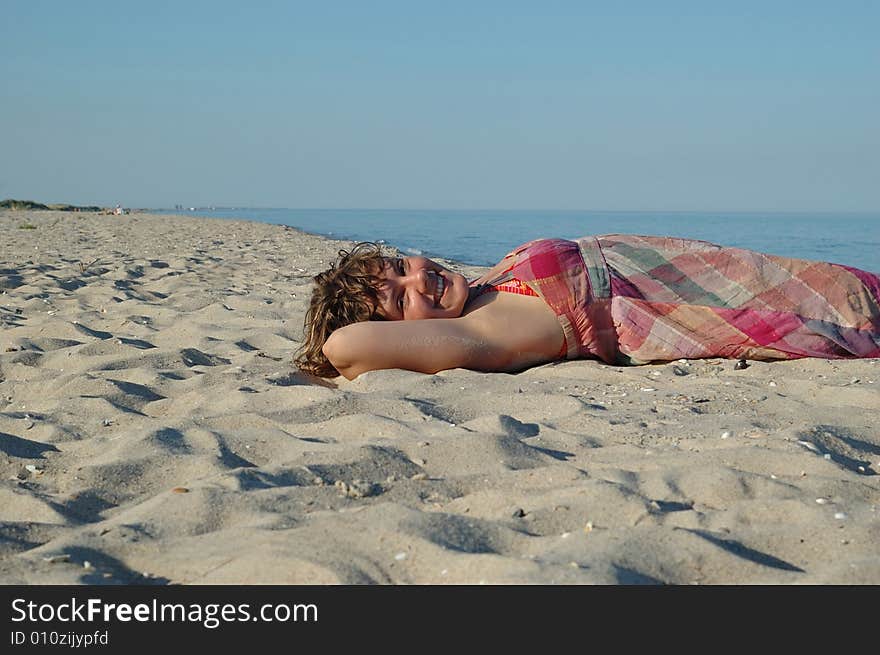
[323,318,508,379]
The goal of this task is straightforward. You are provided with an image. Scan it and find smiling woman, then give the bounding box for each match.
[295,235,880,381]
[372,254,470,320]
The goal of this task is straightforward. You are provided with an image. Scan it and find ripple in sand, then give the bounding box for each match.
[0,432,60,458]
[797,425,879,475]
[0,487,70,525]
[180,348,231,367]
[13,337,84,352]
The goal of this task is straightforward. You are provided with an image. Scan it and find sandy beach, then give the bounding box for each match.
[1,209,878,585]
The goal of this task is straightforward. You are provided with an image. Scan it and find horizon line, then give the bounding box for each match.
[149,206,880,215]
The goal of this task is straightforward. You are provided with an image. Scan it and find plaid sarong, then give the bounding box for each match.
[472,235,880,364]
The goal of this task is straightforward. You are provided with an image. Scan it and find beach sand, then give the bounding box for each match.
[1,209,878,585]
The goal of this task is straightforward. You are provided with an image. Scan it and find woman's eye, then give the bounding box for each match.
[397,258,405,274]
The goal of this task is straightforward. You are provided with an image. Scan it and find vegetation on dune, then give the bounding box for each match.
[1,199,107,212]
[1,199,50,210]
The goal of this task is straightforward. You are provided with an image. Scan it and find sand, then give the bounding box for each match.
[0,209,878,585]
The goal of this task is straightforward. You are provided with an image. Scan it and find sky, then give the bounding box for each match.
[2,1,878,211]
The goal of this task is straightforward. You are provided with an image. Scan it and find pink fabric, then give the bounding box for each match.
[470,235,880,364]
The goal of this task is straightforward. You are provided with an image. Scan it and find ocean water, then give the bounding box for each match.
[155,208,880,272]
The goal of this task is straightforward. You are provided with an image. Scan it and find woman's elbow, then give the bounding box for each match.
[322,331,358,380]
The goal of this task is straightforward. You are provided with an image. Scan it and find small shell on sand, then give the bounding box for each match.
[42,554,71,564]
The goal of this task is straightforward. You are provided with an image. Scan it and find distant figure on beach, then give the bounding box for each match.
[296,235,880,380]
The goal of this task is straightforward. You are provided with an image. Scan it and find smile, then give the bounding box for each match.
[433,273,445,305]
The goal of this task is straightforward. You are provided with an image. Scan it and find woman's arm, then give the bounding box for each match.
[323,295,564,380]
[323,316,509,380]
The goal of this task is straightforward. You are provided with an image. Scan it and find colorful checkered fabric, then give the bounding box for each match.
[471,235,880,364]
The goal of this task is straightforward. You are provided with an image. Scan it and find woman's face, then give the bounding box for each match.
[373,255,469,320]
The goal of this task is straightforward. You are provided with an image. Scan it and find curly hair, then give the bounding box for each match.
[294,242,388,377]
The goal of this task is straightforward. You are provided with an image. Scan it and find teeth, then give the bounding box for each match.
[435,275,445,304]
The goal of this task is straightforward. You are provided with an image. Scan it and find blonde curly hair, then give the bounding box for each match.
[294,242,387,377]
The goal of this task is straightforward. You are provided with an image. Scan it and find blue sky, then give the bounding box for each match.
[2,1,878,211]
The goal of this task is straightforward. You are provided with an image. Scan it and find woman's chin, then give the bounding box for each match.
[448,274,469,316]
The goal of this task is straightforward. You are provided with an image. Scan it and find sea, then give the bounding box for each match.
[153,208,880,273]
